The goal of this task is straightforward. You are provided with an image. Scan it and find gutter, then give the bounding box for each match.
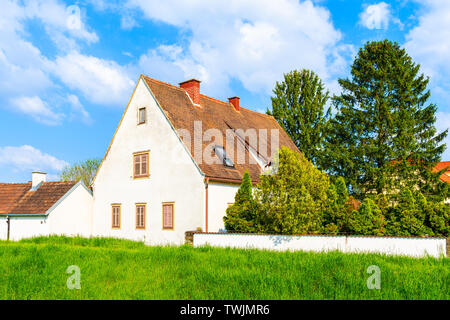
[6,215,10,241]
[205,177,209,233]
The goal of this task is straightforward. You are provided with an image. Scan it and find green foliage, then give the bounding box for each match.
[268,69,330,166]
[255,147,329,234]
[0,236,448,300]
[59,158,101,186]
[349,198,386,236]
[324,177,352,234]
[223,170,260,233]
[323,40,448,198]
[385,188,449,237]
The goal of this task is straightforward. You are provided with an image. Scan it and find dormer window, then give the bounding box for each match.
[213,145,234,168]
[138,107,146,124]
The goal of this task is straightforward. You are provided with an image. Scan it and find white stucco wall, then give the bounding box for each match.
[193,233,447,258]
[0,216,49,241]
[207,182,239,232]
[47,184,93,237]
[91,78,206,245]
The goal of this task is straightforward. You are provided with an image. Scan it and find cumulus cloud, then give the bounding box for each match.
[359,2,391,30]
[127,0,351,97]
[67,94,92,124]
[50,52,135,106]
[0,0,133,126]
[0,145,69,174]
[404,0,450,81]
[10,96,64,126]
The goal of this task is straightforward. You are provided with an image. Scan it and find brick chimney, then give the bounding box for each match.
[179,79,201,105]
[31,171,46,189]
[228,96,240,111]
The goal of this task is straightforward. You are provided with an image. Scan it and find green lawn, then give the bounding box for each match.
[0,236,448,300]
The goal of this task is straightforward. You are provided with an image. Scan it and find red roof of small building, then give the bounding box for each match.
[433,161,450,183]
[0,181,77,215]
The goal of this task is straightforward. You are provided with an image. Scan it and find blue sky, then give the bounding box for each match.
[0,0,449,182]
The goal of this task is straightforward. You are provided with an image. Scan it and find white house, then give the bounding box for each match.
[0,172,93,241]
[90,75,299,245]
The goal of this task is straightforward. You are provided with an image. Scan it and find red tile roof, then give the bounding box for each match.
[0,181,76,215]
[142,75,300,183]
[432,161,450,183]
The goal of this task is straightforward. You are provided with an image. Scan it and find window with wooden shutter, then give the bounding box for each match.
[112,204,121,229]
[162,203,174,230]
[133,152,149,178]
[136,204,146,229]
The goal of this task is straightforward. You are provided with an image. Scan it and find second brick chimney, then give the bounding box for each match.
[228,96,240,111]
[179,79,201,106]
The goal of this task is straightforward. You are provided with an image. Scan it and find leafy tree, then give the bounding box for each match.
[255,146,329,234]
[60,158,101,186]
[349,198,386,236]
[223,170,260,233]
[323,40,448,198]
[385,188,449,236]
[323,177,353,234]
[268,69,330,166]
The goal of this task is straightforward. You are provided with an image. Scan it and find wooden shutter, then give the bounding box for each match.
[141,154,148,176]
[134,154,141,177]
[163,203,174,229]
[136,204,146,229]
[112,205,120,228]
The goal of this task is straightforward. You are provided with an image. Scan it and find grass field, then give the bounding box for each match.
[0,236,448,300]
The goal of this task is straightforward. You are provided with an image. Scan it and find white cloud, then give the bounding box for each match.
[67,94,92,124]
[23,0,98,49]
[359,2,391,30]
[0,145,69,173]
[404,0,450,82]
[127,0,351,98]
[50,52,135,106]
[0,0,129,126]
[10,96,64,126]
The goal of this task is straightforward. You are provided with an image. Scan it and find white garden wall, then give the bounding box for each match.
[193,233,446,258]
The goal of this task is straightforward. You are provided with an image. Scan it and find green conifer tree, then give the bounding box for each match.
[323,40,448,198]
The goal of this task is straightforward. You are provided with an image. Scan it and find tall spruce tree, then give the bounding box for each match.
[268,69,330,166]
[223,170,259,233]
[323,40,448,198]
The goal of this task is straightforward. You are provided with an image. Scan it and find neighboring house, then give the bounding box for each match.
[433,161,450,183]
[433,161,450,203]
[0,172,93,241]
[91,75,298,245]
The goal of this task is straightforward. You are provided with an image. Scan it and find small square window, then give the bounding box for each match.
[138,108,146,124]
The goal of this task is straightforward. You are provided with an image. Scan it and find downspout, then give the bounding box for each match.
[205,177,209,233]
[6,215,10,241]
